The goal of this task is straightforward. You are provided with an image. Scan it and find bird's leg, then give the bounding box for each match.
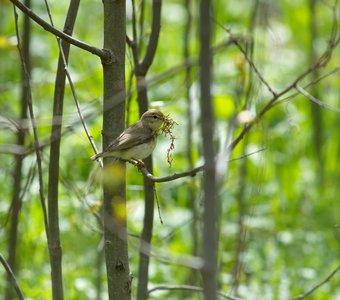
[131,158,145,170]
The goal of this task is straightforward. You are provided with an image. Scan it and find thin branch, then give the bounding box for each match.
[153,186,163,224]
[147,285,242,300]
[140,163,203,182]
[57,166,102,233]
[0,254,25,300]
[65,64,103,168]
[275,67,339,106]
[227,34,339,153]
[7,32,337,165]
[144,38,236,89]
[13,4,49,237]
[19,159,36,202]
[295,85,340,114]
[137,0,146,51]
[138,0,162,75]
[9,0,110,61]
[130,0,139,67]
[275,39,339,100]
[7,38,236,160]
[43,1,81,298]
[290,265,340,300]
[213,2,339,101]
[5,2,30,299]
[212,18,278,98]
[135,148,265,183]
[41,0,102,169]
[40,155,103,236]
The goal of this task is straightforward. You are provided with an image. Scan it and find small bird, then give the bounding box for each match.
[90,109,165,162]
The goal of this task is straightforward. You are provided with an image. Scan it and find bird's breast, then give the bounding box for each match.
[121,137,157,160]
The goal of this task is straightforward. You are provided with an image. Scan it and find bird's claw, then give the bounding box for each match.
[132,159,145,170]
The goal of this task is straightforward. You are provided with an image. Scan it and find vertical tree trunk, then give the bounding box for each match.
[183,0,200,286]
[5,2,30,299]
[309,0,324,185]
[131,1,162,299]
[136,80,155,300]
[199,0,218,299]
[47,2,80,299]
[102,1,130,299]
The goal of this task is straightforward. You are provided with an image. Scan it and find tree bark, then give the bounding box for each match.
[309,0,324,185]
[47,2,80,300]
[199,0,218,299]
[5,2,30,299]
[183,0,200,286]
[130,1,162,299]
[102,1,130,299]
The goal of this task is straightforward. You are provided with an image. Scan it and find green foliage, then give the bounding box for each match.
[1,0,339,299]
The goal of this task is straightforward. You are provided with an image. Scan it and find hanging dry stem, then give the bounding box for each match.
[159,114,178,167]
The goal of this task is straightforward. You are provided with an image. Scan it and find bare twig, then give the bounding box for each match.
[9,0,110,61]
[5,38,237,161]
[212,18,278,98]
[64,60,103,168]
[295,85,340,114]
[275,67,339,106]
[213,0,339,106]
[148,284,242,300]
[134,148,265,183]
[138,0,162,75]
[129,0,139,69]
[41,0,102,170]
[227,32,339,153]
[137,0,146,52]
[144,38,236,89]
[13,4,49,237]
[153,186,163,224]
[0,254,25,300]
[290,265,340,300]
[139,164,204,182]
[42,1,81,298]
[5,2,30,299]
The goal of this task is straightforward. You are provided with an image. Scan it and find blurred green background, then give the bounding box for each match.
[0,0,339,299]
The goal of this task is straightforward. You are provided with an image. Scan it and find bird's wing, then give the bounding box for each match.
[104,122,154,152]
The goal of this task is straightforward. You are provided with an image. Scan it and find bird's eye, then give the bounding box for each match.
[153,115,158,119]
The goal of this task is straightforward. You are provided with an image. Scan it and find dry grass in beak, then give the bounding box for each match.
[159,114,178,167]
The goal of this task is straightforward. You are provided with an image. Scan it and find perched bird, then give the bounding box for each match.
[91,109,165,162]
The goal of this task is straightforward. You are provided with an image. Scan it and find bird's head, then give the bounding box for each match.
[141,109,165,131]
